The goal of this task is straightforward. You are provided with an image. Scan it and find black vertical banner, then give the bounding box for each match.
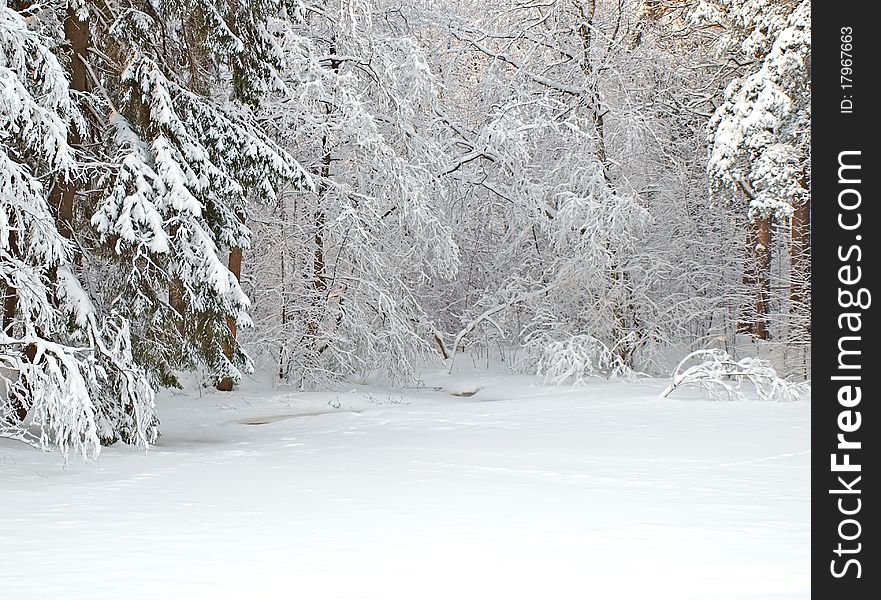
[813,2,877,596]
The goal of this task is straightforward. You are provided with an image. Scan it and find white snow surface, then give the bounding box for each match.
[0,367,809,599]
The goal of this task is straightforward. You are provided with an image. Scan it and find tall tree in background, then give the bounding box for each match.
[702,0,810,356]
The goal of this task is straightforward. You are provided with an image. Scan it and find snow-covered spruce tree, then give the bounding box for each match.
[81,0,311,389]
[241,2,459,387]
[700,0,810,370]
[2,1,156,457]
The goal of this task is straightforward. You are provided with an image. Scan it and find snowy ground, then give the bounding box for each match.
[0,367,809,599]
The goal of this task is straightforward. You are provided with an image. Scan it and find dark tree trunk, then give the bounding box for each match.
[304,50,341,367]
[51,5,91,239]
[217,244,244,392]
[2,229,19,337]
[2,230,28,423]
[739,215,772,340]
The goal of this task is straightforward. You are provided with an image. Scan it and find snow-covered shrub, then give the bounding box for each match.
[660,349,809,401]
[532,333,632,385]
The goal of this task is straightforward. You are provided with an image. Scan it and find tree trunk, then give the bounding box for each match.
[216,244,244,391]
[789,195,810,335]
[1,229,40,422]
[787,188,810,375]
[168,223,187,328]
[52,5,91,239]
[2,228,19,337]
[305,145,329,356]
[216,2,246,391]
[1,230,28,424]
[278,200,289,381]
[739,215,772,340]
[304,49,341,366]
[754,216,772,340]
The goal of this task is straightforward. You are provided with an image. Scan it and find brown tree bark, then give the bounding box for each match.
[215,2,245,392]
[1,231,28,423]
[0,201,33,423]
[51,5,91,238]
[2,229,19,337]
[167,222,188,348]
[754,216,772,340]
[738,215,772,340]
[216,244,244,392]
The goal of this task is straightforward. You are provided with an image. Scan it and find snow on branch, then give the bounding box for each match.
[660,349,809,402]
[535,333,631,385]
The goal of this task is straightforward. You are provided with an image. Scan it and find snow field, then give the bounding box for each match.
[0,372,809,599]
